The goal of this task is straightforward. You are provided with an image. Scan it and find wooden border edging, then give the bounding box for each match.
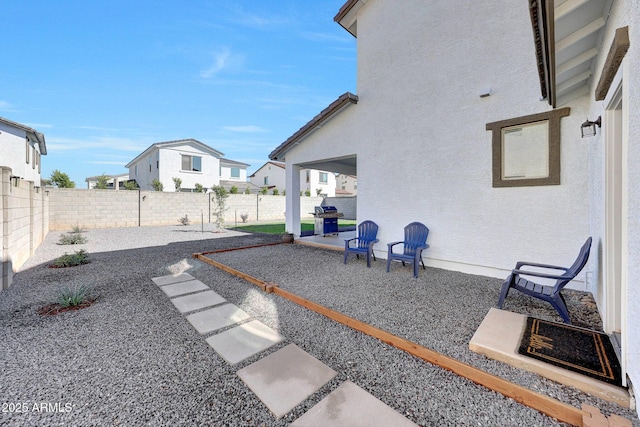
[193,248,631,426]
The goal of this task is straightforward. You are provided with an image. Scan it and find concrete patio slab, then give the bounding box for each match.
[291,381,418,427]
[170,290,226,313]
[152,273,195,286]
[237,343,337,419]
[160,279,209,297]
[469,308,631,408]
[185,303,250,335]
[205,320,285,365]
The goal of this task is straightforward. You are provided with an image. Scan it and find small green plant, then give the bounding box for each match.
[59,232,87,245]
[56,284,91,308]
[70,225,86,234]
[230,185,238,194]
[172,177,182,192]
[304,190,311,196]
[123,180,138,190]
[178,214,190,225]
[272,188,279,195]
[240,213,249,223]
[152,179,163,191]
[94,174,110,189]
[50,250,90,268]
[194,183,205,193]
[244,187,251,194]
[210,185,229,229]
[316,188,323,196]
[282,189,286,196]
[261,187,269,195]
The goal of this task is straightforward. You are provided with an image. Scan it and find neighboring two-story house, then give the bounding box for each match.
[270,0,640,398]
[336,173,357,196]
[85,173,130,190]
[0,116,47,184]
[220,158,250,193]
[126,139,248,192]
[249,161,336,196]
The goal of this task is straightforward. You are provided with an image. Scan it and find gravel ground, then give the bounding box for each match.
[0,225,637,426]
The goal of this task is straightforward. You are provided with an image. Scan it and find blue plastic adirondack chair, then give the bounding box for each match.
[497,237,592,324]
[344,220,379,267]
[386,222,429,278]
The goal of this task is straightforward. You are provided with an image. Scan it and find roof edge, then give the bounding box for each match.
[0,116,47,155]
[269,92,358,161]
[334,0,366,37]
[529,0,556,107]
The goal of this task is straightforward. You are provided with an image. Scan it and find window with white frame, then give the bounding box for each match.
[230,167,240,178]
[319,172,328,184]
[181,155,202,172]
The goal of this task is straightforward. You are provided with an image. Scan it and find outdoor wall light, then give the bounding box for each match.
[581,116,601,138]
[10,175,21,186]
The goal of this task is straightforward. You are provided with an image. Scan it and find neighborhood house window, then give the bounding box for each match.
[486,108,569,187]
[319,172,328,184]
[181,155,202,172]
[26,140,29,164]
[264,176,269,185]
[231,167,240,178]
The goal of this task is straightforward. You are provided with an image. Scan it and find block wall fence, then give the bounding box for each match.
[1,167,49,290]
[47,189,356,230]
[0,184,356,291]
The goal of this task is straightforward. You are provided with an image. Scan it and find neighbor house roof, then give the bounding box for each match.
[0,116,47,155]
[249,161,285,178]
[269,92,358,162]
[125,139,224,168]
[220,157,250,168]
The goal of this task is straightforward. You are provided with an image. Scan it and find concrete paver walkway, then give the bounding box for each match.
[152,272,417,424]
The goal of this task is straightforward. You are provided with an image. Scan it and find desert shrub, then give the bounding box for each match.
[178,214,190,225]
[172,177,182,191]
[59,232,87,245]
[194,183,205,193]
[304,190,311,196]
[240,213,249,223]
[272,188,279,195]
[261,187,268,195]
[152,179,163,191]
[56,284,91,308]
[230,186,238,194]
[71,225,86,234]
[50,250,90,268]
[244,187,251,194]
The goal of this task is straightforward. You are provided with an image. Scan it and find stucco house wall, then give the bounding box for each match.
[280,0,590,283]
[583,0,640,400]
[0,118,46,184]
[250,162,336,197]
[127,140,222,192]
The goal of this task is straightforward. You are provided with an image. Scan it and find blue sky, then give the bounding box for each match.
[0,1,356,186]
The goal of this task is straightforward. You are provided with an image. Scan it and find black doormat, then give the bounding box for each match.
[518,317,623,387]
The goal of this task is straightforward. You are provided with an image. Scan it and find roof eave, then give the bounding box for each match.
[529,0,556,107]
[269,92,358,162]
[334,0,366,37]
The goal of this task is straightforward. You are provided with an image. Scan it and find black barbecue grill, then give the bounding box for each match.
[313,206,343,235]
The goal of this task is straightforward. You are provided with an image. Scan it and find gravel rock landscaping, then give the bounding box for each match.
[1,225,637,426]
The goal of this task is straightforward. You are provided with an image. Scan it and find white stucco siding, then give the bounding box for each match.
[0,123,43,184]
[583,0,640,402]
[157,144,220,191]
[220,165,247,182]
[285,0,590,283]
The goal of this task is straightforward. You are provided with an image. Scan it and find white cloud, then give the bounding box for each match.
[222,125,267,133]
[46,136,148,152]
[87,160,128,165]
[200,48,231,78]
[0,100,19,112]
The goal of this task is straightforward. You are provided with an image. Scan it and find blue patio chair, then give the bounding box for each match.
[386,222,429,278]
[344,220,379,267]
[497,237,592,324]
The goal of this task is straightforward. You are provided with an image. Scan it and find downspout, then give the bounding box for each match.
[138,190,141,227]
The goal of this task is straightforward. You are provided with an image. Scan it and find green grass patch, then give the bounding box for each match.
[232,220,355,235]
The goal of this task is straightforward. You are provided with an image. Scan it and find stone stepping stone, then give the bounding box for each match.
[152,273,195,286]
[237,344,337,419]
[290,381,418,426]
[160,279,209,298]
[186,304,250,335]
[170,290,226,313]
[205,320,285,365]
